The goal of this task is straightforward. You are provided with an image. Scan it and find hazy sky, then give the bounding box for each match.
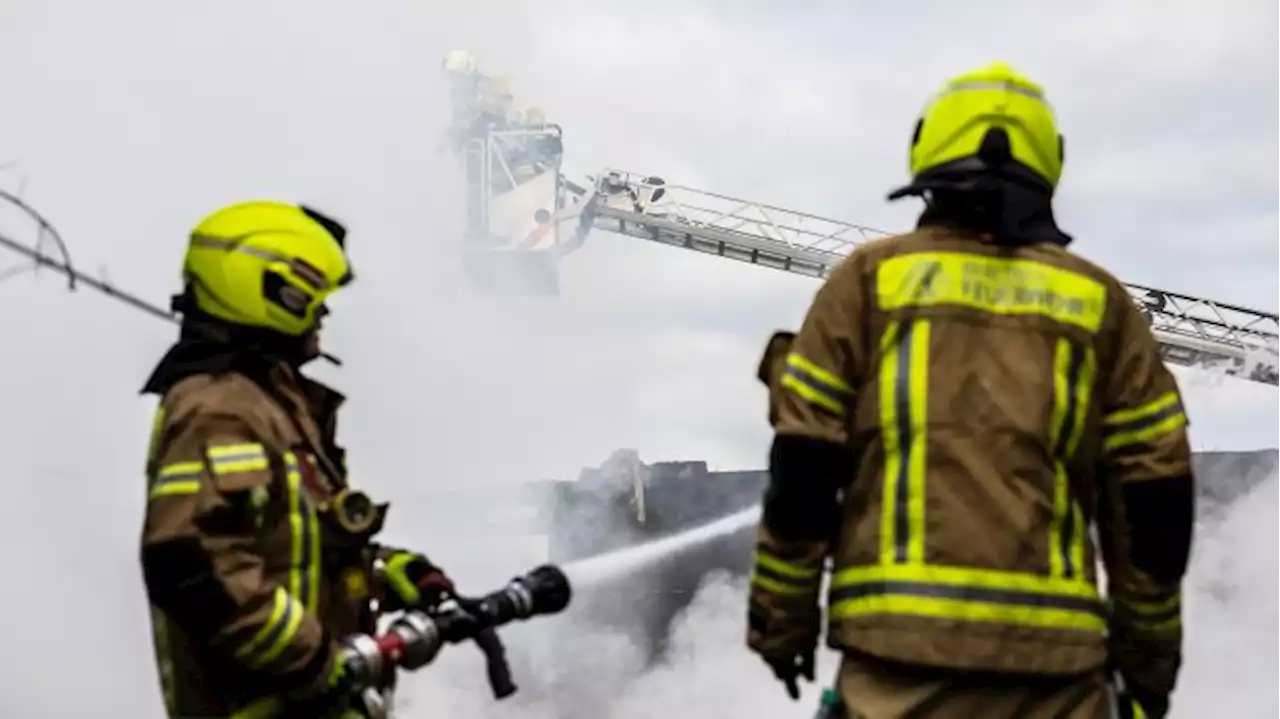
[0,1,1276,716]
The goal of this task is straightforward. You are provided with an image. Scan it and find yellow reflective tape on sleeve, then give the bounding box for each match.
[787,353,853,395]
[1117,592,1182,633]
[829,563,1106,633]
[878,320,931,565]
[780,352,853,417]
[1048,339,1096,580]
[234,587,304,668]
[876,252,1107,333]
[284,453,322,613]
[1103,392,1187,453]
[752,551,823,597]
[148,461,205,500]
[149,607,177,714]
[146,406,168,468]
[206,442,270,475]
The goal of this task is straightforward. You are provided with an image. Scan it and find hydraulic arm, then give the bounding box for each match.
[576,170,1280,386]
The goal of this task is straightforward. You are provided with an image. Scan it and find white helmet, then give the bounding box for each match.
[442,49,477,76]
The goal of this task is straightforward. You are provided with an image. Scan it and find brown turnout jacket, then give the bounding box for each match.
[752,228,1192,679]
[140,356,402,718]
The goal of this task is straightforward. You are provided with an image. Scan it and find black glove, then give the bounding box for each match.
[1108,619,1178,719]
[1111,671,1169,719]
[1131,693,1169,719]
[766,647,816,700]
[1110,665,1170,719]
[748,602,819,701]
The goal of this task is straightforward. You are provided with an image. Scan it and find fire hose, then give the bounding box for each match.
[250,563,572,719]
[345,563,572,717]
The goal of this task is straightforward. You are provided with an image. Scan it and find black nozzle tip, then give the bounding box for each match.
[523,564,572,615]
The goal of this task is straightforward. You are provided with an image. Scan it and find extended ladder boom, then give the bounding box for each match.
[583,170,1280,386]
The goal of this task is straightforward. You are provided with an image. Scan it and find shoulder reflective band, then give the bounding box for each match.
[878,319,931,565]
[1049,338,1097,580]
[829,564,1106,633]
[751,550,822,597]
[148,461,205,500]
[233,587,305,669]
[876,252,1107,333]
[207,442,270,476]
[780,352,854,417]
[284,452,322,614]
[1103,391,1187,454]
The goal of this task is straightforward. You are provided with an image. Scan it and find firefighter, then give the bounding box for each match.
[139,201,458,718]
[745,62,1193,719]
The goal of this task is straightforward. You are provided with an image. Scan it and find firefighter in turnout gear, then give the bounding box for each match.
[746,62,1193,719]
[139,201,456,719]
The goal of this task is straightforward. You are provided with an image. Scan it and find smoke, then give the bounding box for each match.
[401,467,1278,719]
[1175,475,1279,716]
[397,571,812,719]
[0,1,1274,718]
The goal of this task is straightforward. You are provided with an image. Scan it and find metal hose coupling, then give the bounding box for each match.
[340,611,442,686]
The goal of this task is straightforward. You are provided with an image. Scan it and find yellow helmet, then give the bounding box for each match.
[182,200,353,337]
[905,61,1064,193]
[442,49,477,76]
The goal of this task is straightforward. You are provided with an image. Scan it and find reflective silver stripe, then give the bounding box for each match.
[190,235,333,290]
[945,80,1045,100]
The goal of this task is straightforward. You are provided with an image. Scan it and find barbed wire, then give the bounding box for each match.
[0,172,176,322]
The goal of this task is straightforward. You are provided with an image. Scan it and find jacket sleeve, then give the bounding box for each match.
[140,402,336,697]
[751,259,865,607]
[1096,293,1195,700]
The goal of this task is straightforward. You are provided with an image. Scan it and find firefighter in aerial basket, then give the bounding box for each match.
[745,62,1194,719]
[138,201,459,718]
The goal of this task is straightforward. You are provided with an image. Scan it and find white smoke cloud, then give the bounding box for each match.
[1174,476,1279,717]
[0,1,1274,718]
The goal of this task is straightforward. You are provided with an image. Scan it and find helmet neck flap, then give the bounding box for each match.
[139,289,325,397]
[892,171,1073,248]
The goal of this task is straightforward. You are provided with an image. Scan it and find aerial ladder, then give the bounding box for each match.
[445,53,1279,389]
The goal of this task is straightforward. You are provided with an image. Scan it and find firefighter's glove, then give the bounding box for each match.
[383,551,456,611]
[1108,610,1180,719]
[747,592,820,700]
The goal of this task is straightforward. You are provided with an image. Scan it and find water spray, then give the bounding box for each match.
[563,504,761,588]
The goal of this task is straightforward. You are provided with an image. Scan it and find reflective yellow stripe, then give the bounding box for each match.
[829,563,1106,632]
[284,453,321,613]
[146,406,167,467]
[876,252,1107,333]
[234,587,304,668]
[150,607,177,713]
[1048,339,1096,580]
[845,317,1104,636]
[878,320,931,565]
[1103,391,1187,453]
[780,352,853,417]
[752,550,822,596]
[1117,592,1181,633]
[148,461,204,500]
[207,442,270,475]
